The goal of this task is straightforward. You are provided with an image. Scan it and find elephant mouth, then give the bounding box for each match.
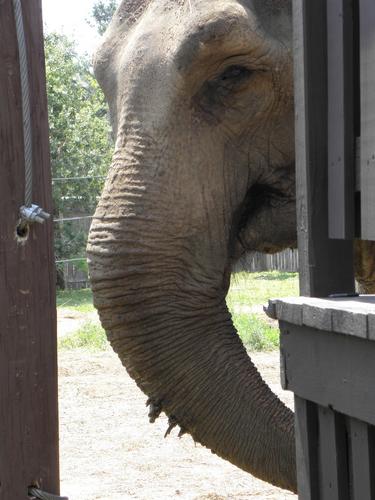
[237,183,282,230]
[231,172,297,260]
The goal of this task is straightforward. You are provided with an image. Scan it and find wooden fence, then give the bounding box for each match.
[234,249,299,274]
[63,261,91,289]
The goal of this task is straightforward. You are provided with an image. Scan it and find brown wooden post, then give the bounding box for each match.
[0,1,59,499]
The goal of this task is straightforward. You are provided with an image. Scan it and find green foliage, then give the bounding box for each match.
[56,288,94,312]
[54,222,88,263]
[88,0,119,35]
[45,33,113,267]
[59,321,108,350]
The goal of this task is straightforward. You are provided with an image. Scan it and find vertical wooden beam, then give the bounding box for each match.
[327,0,355,239]
[293,0,355,297]
[294,397,319,500]
[348,418,375,500]
[359,0,375,240]
[0,1,59,499]
[318,407,349,500]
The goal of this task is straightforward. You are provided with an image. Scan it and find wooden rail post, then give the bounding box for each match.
[360,0,375,240]
[0,1,59,499]
[293,0,355,297]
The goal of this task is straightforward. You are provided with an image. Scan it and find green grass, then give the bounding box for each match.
[232,313,280,351]
[226,271,299,310]
[59,320,108,350]
[56,288,94,313]
[227,271,299,350]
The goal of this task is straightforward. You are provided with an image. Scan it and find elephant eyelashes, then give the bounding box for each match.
[214,65,254,96]
[219,65,253,82]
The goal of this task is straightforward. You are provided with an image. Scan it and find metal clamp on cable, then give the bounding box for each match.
[20,204,50,224]
[28,486,68,500]
[13,0,51,231]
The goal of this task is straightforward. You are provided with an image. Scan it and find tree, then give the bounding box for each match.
[88,0,119,35]
[45,33,113,285]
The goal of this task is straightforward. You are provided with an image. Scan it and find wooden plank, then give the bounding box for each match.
[327,0,355,239]
[280,322,375,424]
[348,418,375,500]
[369,313,375,340]
[0,1,59,499]
[293,0,355,296]
[360,0,375,240]
[331,308,367,338]
[302,303,332,331]
[318,407,349,500]
[272,296,374,339]
[276,300,303,326]
[294,397,319,500]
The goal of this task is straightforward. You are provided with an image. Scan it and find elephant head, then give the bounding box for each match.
[87,0,297,492]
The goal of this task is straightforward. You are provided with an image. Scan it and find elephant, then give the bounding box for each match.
[87,0,375,493]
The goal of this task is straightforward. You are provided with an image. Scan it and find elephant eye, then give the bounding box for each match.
[210,65,254,98]
[194,64,255,118]
[218,65,253,82]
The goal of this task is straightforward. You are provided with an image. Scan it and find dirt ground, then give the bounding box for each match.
[58,347,297,500]
[57,309,99,337]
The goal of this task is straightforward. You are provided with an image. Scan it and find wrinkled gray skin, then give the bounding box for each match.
[87,0,297,492]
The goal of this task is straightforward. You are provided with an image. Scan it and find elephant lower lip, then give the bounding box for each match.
[229,183,271,261]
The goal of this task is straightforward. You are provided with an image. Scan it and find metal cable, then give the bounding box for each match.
[28,487,68,500]
[12,0,33,207]
[52,176,106,182]
[55,257,87,263]
[53,215,94,223]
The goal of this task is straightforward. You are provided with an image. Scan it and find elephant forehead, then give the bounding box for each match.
[114,0,268,78]
[94,0,292,135]
[97,0,291,79]
[126,1,290,73]
[172,2,259,71]
[107,1,250,86]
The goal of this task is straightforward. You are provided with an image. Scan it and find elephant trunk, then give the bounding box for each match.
[87,146,296,492]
